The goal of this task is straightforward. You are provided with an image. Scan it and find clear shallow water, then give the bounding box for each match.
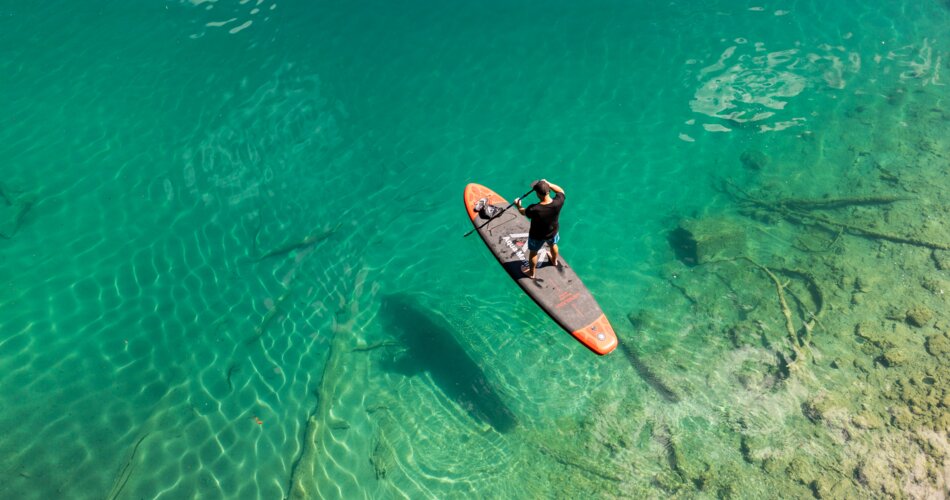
[1,0,948,498]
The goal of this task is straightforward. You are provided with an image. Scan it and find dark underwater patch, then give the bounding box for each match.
[378,293,517,433]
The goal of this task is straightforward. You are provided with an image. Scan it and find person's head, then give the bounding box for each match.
[533,180,550,199]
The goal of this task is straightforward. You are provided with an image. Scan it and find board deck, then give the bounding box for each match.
[464,183,617,355]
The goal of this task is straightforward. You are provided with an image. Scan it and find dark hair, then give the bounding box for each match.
[533,180,550,198]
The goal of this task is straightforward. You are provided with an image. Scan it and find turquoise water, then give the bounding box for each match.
[1,0,948,497]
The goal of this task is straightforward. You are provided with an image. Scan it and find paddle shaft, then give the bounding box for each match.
[464,188,535,237]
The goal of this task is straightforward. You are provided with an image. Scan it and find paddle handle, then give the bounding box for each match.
[464,187,535,237]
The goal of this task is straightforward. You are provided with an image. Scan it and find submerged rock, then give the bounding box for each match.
[813,477,856,500]
[880,348,909,367]
[920,276,947,295]
[933,249,950,270]
[906,306,934,327]
[785,457,818,488]
[740,150,770,171]
[891,406,915,428]
[854,276,874,293]
[802,395,834,423]
[855,459,903,498]
[852,411,884,430]
[854,322,890,348]
[668,216,748,266]
[733,358,779,391]
[925,333,950,358]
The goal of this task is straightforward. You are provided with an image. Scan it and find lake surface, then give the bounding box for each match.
[1,0,948,497]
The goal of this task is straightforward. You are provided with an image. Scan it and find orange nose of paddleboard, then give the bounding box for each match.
[571,314,618,355]
[464,183,507,221]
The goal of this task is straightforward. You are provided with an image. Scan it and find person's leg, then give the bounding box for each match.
[524,238,541,278]
[548,233,561,267]
[528,249,539,278]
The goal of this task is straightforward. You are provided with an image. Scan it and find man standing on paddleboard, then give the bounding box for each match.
[515,179,565,279]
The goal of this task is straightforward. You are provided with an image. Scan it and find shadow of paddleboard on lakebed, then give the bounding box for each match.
[617,312,683,403]
[378,293,517,434]
[617,339,681,404]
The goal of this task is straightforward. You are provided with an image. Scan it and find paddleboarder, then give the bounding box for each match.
[515,179,565,279]
[463,182,617,354]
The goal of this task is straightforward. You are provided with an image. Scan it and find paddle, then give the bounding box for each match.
[464,185,536,238]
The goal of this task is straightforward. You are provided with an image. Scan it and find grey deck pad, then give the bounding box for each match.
[472,203,604,335]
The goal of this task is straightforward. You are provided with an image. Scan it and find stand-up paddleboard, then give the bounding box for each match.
[464,183,618,355]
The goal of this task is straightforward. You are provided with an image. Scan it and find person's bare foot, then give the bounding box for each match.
[521,265,536,279]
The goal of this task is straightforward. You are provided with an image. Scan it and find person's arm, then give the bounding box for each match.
[542,179,565,196]
[515,197,526,215]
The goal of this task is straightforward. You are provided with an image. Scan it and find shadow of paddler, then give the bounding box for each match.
[378,293,517,434]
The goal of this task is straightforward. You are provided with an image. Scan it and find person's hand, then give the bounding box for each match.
[515,197,522,206]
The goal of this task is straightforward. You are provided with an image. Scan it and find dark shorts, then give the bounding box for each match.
[527,233,560,252]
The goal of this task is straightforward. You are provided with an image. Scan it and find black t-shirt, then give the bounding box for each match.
[525,192,565,240]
